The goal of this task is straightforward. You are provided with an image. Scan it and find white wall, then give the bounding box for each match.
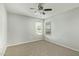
[0,4,7,55]
[7,13,42,46]
[45,7,79,52]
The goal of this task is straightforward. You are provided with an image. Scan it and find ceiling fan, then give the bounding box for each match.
[30,3,52,15]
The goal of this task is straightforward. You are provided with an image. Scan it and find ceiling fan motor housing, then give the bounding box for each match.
[38,3,43,10]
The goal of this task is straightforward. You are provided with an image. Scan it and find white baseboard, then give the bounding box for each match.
[45,37,79,52]
[7,39,42,47]
[7,37,79,52]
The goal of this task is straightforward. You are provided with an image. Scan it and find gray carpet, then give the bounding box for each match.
[5,40,79,56]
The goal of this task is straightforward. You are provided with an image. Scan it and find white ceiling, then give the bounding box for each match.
[5,3,79,19]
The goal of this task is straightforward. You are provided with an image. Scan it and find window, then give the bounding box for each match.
[35,21,43,35]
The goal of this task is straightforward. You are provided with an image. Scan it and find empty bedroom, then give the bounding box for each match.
[0,3,79,56]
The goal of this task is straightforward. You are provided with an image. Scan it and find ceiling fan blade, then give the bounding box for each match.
[30,8,35,10]
[44,9,52,11]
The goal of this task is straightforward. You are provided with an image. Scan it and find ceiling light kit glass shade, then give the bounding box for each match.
[34,10,46,16]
